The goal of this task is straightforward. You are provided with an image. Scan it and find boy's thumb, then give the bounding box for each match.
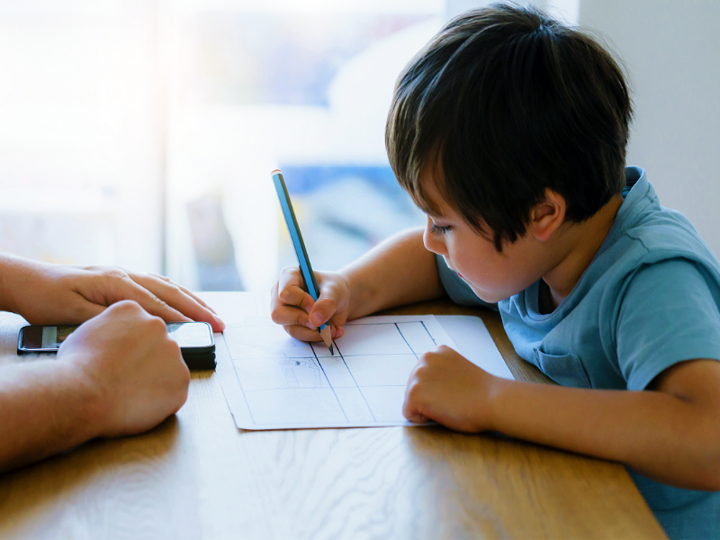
[309,296,336,327]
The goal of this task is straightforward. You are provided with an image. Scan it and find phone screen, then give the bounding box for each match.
[19,325,78,351]
[167,322,213,348]
[19,322,213,353]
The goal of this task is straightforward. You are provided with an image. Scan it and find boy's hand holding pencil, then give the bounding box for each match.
[270,267,350,344]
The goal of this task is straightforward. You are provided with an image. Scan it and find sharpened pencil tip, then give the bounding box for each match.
[330,344,334,355]
[319,325,333,352]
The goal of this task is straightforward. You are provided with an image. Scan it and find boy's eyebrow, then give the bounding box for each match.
[425,208,445,219]
[416,196,445,218]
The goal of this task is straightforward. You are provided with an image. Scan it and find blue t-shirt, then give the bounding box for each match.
[436,166,720,539]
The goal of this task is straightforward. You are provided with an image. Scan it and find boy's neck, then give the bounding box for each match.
[542,195,625,309]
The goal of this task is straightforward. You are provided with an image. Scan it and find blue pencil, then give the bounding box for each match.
[271,169,334,354]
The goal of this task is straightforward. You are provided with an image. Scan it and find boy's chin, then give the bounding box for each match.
[467,283,511,304]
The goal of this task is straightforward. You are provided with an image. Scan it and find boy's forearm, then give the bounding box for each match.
[0,360,102,472]
[341,228,444,319]
[488,378,720,490]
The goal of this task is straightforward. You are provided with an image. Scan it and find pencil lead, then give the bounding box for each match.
[330,344,334,355]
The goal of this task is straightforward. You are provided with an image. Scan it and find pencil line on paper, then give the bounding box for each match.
[311,346,350,423]
[337,350,377,423]
[420,321,437,346]
[395,323,419,360]
[226,337,258,426]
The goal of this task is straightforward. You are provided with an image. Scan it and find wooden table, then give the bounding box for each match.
[0,293,666,539]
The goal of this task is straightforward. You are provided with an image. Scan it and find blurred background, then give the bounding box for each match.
[0,0,717,293]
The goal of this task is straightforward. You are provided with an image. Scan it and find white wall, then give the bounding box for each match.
[580,0,720,257]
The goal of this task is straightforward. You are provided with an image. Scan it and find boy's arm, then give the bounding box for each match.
[404,349,720,491]
[342,226,444,319]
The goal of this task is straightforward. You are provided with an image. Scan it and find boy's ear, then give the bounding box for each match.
[529,189,566,242]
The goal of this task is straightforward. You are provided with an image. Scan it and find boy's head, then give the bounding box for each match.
[386,3,633,251]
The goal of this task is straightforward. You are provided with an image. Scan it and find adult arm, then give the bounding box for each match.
[0,253,224,332]
[0,301,190,473]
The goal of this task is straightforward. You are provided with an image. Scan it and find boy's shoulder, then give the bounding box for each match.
[593,167,719,285]
[496,168,720,390]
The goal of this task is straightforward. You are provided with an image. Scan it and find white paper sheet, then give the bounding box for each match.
[216,313,514,431]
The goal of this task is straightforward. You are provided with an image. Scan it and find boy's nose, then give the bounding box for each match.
[423,220,448,256]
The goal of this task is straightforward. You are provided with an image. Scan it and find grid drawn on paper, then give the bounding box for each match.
[225,321,438,427]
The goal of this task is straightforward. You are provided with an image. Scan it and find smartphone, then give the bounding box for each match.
[17,321,216,370]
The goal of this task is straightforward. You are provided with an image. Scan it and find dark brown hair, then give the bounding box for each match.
[386,3,632,250]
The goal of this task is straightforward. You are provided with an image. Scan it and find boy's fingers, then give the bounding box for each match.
[271,305,310,328]
[284,325,324,342]
[402,397,429,424]
[330,324,344,339]
[277,286,315,313]
[278,266,305,293]
[309,296,337,327]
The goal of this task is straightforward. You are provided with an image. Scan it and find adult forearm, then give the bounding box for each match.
[342,228,443,319]
[0,360,101,472]
[0,253,28,313]
[488,379,720,490]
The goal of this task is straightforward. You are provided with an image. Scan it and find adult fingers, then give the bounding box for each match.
[148,273,218,314]
[129,273,225,332]
[105,275,193,324]
[62,296,106,325]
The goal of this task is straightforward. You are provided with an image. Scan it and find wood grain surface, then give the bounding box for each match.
[0,294,666,539]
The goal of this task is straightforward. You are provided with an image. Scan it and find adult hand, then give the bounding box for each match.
[270,266,350,342]
[403,345,497,432]
[58,300,190,438]
[0,255,224,332]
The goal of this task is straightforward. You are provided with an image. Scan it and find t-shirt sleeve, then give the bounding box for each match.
[616,258,720,390]
[435,254,497,310]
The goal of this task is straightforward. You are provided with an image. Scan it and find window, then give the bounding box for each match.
[164,0,442,292]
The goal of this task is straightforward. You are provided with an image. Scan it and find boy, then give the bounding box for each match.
[270,4,720,538]
[0,253,224,471]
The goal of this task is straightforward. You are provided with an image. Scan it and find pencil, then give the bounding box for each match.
[271,169,334,354]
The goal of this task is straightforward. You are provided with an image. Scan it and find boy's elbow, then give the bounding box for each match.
[703,454,720,492]
[695,433,720,491]
[697,468,720,492]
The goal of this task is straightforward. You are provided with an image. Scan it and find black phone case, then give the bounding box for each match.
[181,351,217,370]
[18,326,217,370]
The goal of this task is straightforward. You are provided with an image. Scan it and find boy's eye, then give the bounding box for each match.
[430,224,451,235]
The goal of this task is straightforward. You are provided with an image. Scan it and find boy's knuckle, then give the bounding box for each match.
[413,363,429,378]
[407,383,423,403]
[278,289,291,304]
